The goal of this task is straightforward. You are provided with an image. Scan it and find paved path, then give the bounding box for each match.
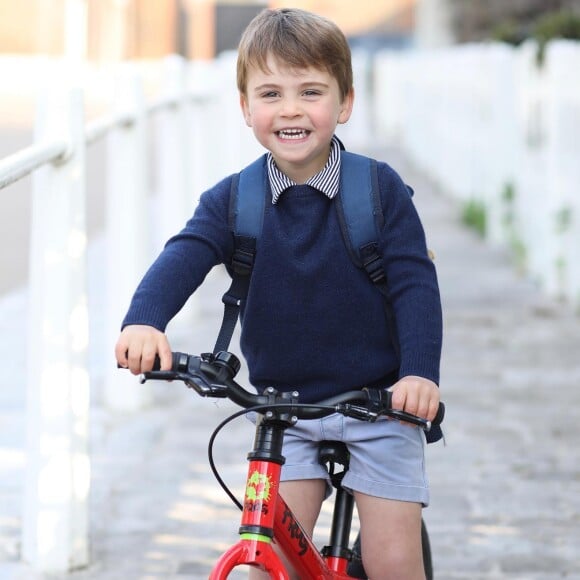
[1,145,579,579]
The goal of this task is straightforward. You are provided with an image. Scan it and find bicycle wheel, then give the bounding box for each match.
[347,519,433,579]
[421,518,433,580]
[346,534,365,579]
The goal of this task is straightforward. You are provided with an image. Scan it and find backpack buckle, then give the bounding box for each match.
[361,244,385,285]
[231,247,255,275]
[221,293,241,307]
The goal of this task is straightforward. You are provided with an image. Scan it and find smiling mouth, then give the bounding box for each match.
[276,129,310,140]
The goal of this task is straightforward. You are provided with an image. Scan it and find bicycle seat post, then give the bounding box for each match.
[319,441,356,574]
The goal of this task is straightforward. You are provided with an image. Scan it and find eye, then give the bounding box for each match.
[303,89,321,97]
[261,90,279,99]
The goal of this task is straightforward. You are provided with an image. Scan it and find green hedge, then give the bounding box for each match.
[492,10,580,64]
[534,11,580,63]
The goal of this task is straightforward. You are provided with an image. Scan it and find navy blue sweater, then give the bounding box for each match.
[123,155,442,405]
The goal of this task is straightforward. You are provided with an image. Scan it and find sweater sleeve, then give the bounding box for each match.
[121,176,234,331]
[377,163,442,384]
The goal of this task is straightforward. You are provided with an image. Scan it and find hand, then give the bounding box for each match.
[389,375,440,423]
[115,325,173,375]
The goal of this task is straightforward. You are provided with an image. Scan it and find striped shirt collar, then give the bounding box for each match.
[267,135,341,204]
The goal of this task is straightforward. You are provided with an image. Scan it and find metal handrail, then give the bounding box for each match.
[85,110,135,145]
[0,139,68,189]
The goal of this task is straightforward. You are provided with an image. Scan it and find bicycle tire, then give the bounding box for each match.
[346,518,433,579]
[421,518,433,580]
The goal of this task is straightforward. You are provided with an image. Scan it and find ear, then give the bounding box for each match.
[239,93,252,127]
[338,87,355,125]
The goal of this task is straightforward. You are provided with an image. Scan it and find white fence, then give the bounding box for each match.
[0,52,264,574]
[373,39,580,306]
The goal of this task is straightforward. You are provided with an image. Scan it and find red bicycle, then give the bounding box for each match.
[138,350,443,579]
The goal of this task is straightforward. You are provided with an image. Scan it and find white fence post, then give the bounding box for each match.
[64,0,88,64]
[514,42,552,290]
[154,54,201,329]
[156,54,192,245]
[372,51,406,144]
[103,65,153,411]
[545,41,580,304]
[337,49,372,149]
[22,87,90,573]
[189,60,218,193]
[484,44,517,247]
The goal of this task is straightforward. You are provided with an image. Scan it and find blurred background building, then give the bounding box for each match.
[0,0,417,61]
[2,0,579,61]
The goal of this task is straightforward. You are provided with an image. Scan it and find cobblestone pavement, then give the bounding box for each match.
[1,145,579,579]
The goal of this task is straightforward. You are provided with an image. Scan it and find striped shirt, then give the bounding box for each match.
[267,135,341,204]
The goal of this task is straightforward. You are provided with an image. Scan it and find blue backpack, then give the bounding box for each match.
[213,149,405,355]
[213,154,444,445]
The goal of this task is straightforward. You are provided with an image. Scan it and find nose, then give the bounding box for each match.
[279,96,302,118]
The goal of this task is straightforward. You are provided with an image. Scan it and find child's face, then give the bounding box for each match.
[240,54,354,183]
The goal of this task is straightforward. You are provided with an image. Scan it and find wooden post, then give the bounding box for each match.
[22,87,90,573]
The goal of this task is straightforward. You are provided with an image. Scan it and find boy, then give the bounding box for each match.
[116,8,442,579]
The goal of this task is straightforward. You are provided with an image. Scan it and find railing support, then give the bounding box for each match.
[22,87,90,573]
[156,54,193,244]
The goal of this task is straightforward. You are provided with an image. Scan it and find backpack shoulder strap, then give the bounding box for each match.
[337,151,401,358]
[213,156,267,354]
[230,155,266,238]
[336,151,386,286]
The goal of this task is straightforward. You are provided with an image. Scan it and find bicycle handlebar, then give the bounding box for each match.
[137,351,445,431]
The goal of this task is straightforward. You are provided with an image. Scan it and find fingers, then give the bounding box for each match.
[427,393,441,423]
[390,384,407,411]
[390,376,440,422]
[157,340,174,371]
[115,325,172,375]
[115,335,129,369]
[135,338,159,374]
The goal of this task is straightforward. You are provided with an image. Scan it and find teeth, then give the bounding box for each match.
[278,129,308,139]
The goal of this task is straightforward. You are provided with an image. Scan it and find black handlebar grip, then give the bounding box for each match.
[432,402,445,427]
[117,356,165,371]
[127,352,188,372]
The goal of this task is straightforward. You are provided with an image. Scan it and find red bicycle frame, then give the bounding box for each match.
[209,456,353,579]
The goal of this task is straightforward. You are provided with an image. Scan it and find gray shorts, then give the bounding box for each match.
[279,413,429,506]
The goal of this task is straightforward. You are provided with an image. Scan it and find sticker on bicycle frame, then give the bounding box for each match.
[245,470,272,502]
[242,463,280,527]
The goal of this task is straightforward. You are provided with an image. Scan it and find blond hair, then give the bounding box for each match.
[237,8,353,100]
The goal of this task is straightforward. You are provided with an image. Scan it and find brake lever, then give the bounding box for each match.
[387,409,431,430]
[339,403,380,422]
[340,403,431,430]
[140,370,181,383]
[141,369,226,397]
[187,381,228,398]
[365,387,434,430]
